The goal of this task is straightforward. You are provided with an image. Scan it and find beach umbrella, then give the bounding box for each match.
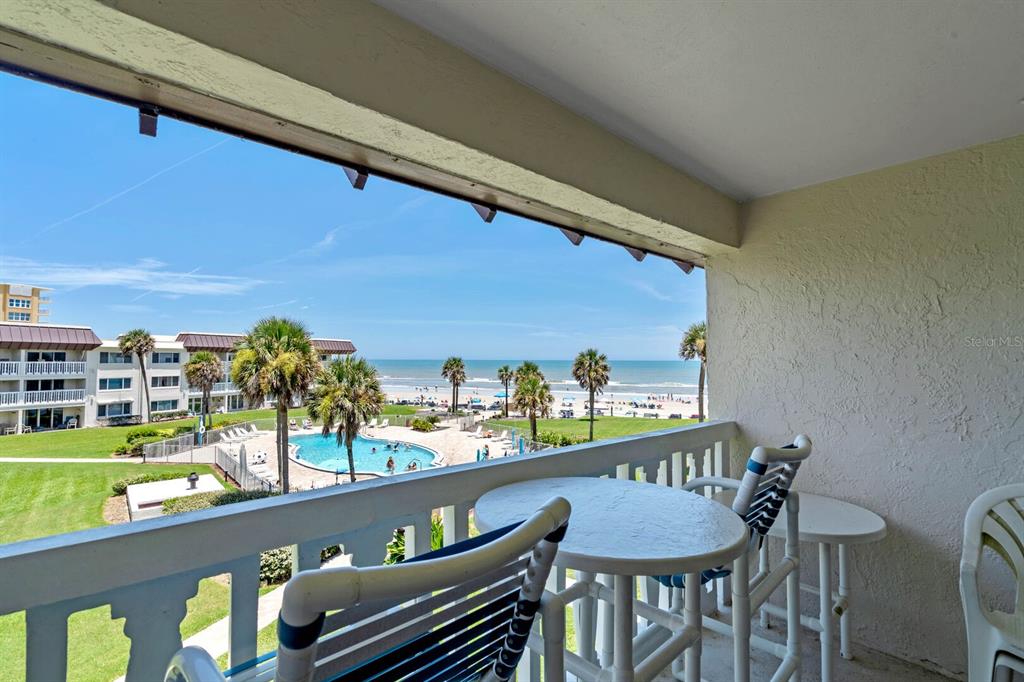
[519,438,525,455]
[238,443,247,472]
[476,449,481,462]
[494,392,507,398]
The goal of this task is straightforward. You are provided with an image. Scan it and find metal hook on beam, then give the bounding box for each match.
[559,228,585,246]
[138,106,159,137]
[341,165,369,190]
[471,202,497,223]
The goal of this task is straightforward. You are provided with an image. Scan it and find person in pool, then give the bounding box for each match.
[406,461,418,471]
[371,447,377,454]
[386,456,395,474]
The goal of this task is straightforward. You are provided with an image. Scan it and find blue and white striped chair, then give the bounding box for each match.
[653,434,812,681]
[165,496,571,682]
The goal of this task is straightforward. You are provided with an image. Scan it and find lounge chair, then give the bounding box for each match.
[301,418,313,430]
[365,418,378,429]
[164,496,572,682]
[470,425,483,438]
[289,418,298,431]
[378,418,389,429]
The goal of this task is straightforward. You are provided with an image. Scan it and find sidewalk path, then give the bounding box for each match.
[0,457,143,463]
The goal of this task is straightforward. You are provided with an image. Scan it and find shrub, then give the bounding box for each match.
[111,471,190,495]
[426,415,442,425]
[536,431,587,448]
[384,515,444,565]
[409,418,436,433]
[161,489,339,584]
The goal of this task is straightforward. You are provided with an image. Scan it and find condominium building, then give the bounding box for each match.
[0,324,356,433]
[0,283,52,323]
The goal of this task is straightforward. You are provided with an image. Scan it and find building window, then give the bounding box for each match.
[188,397,203,413]
[151,375,180,388]
[7,312,30,321]
[150,399,179,413]
[98,402,132,417]
[151,352,180,364]
[98,377,132,391]
[227,394,245,411]
[27,351,67,362]
[8,298,31,309]
[99,351,133,364]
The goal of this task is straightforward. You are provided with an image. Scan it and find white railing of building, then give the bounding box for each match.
[20,389,86,405]
[0,420,737,682]
[0,361,20,376]
[0,391,19,406]
[214,445,279,494]
[24,361,86,375]
[187,381,239,395]
[142,421,261,460]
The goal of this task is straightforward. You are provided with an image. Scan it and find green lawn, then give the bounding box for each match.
[0,462,231,681]
[484,415,697,440]
[0,407,310,459]
[0,405,418,459]
[0,462,222,544]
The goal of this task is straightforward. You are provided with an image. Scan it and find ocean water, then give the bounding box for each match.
[368,359,703,401]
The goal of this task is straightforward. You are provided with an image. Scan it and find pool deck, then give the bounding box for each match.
[229,419,515,491]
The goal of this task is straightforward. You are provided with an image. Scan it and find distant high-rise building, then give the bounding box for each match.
[0,283,52,324]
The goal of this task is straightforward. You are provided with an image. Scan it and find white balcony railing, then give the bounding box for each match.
[19,389,87,406]
[188,381,238,395]
[0,420,738,682]
[24,361,86,376]
[0,390,19,406]
[0,361,20,376]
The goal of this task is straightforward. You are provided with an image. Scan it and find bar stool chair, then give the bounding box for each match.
[652,434,813,681]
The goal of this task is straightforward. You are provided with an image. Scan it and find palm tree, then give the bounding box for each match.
[679,321,708,422]
[514,360,544,384]
[184,351,223,429]
[119,329,155,423]
[513,374,553,442]
[232,317,320,492]
[572,348,610,441]
[441,357,466,414]
[309,356,386,483]
[496,365,513,417]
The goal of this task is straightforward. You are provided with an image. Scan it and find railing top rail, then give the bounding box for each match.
[0,420,737,613]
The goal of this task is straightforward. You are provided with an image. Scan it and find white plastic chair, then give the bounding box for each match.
[165,497,571,682]
[961,484,1024,682]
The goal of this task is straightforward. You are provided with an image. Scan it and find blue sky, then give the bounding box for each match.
[0,72,705,360]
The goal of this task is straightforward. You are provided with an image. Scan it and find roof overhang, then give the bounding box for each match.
[0,323,102,350]
[176,333,356,355]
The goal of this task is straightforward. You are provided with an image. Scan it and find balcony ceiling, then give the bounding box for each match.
[375,0,1024,200]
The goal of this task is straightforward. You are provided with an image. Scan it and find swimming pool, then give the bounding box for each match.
[291,433,438,474]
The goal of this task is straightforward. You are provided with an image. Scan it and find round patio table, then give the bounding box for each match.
[475,476,749,682]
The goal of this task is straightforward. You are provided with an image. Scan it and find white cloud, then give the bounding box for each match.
[1,257,263,296]
[625,280,676,302]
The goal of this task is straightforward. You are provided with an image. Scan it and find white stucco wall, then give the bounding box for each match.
[707,134,1024,676]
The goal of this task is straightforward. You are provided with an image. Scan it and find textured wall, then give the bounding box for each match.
[708,134,1023,676]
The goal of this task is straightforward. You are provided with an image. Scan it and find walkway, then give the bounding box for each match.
[0,457,142,463]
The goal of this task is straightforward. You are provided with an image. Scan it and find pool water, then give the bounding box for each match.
[291,433,437,474]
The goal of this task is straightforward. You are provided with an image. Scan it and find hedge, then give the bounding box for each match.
[111,471,191,496]
[161,489,340,584]
[536,431,588,447]
[410,418,436,433]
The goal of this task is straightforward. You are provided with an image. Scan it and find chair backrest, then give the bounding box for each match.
[961,484,1024,620]
[272,496,571,682]
[731,434,812,545]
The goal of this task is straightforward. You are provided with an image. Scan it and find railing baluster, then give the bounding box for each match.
[25,604,68,682]
[228,555,261,669]
[111,574,199,682]
[441,502,471,546]
[671,451,684,488]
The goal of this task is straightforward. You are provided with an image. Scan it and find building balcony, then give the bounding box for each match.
[0,422,736,682]
[24,361,86,376]
[0,361,19,376]
[188,381,239,395]
[0,388,87,407]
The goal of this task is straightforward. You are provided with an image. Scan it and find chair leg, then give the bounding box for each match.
[787,493,802,681]
[732,544,751,682]
[540,593,566,682]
